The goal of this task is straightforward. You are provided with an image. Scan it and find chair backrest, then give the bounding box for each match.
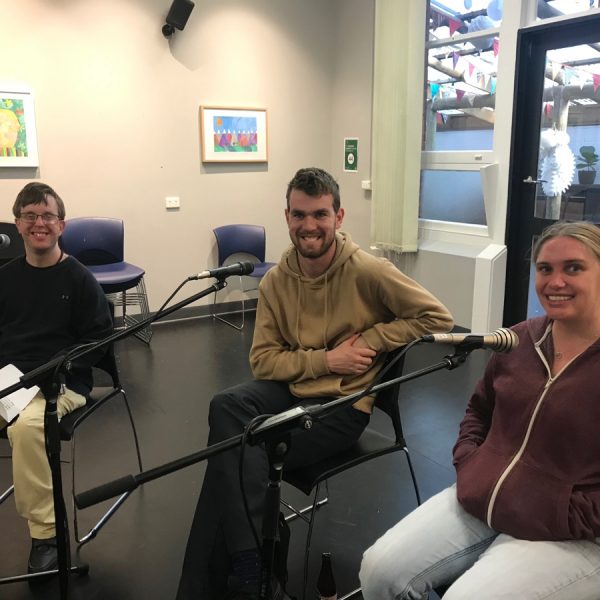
[61,217,125,265]
[93,344,121,390]
[373,349,406,446]
[0,222,25,266]
[213,224,267,265]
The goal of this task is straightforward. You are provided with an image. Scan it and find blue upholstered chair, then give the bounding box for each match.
[61,217,152,344]
[212,224,275,330]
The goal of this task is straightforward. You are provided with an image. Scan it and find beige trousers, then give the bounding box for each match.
[1,388,86,539]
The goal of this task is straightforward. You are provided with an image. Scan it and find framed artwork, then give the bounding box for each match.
[200,106,268,163]
[0,86,39,167]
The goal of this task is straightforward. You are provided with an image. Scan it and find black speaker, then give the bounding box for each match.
[165,0,195,31]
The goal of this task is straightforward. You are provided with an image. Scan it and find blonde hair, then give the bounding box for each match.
[533,221,600,263]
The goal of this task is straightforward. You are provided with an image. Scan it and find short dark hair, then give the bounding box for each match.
[286,167,340,212]
[13,182,65,220]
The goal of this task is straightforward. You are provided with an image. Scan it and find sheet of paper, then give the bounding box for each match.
[0,364,39,423]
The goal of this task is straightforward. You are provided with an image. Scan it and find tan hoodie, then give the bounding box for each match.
[250,232,453,412]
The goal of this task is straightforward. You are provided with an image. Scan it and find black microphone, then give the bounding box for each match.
[189,261,255,280]
[421,327,518,353]
[0,234,10,248]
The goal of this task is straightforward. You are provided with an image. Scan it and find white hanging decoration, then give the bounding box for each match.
[539,129,576,196]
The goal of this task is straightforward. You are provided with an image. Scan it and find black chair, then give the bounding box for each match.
[0,222,25,267]
[0,345,143,546]
[281,350,421,600]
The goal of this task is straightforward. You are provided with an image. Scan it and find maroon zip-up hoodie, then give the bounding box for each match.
[453,316,600,541]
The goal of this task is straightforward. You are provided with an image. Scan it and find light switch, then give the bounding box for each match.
[165,196,180,209]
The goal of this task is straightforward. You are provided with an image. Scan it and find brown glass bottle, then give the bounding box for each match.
[317,552,337,600]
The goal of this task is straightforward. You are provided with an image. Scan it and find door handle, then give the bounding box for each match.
[523,176,547,184]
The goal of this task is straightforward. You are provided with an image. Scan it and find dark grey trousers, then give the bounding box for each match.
[176,380,369,599]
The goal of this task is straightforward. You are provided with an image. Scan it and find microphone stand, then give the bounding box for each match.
[73,345,474,600]
[0,278,228,598]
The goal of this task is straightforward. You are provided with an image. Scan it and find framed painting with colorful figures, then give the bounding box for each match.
[0,86,39,167]
[200,106,268,163]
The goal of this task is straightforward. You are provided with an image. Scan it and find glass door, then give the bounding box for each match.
[504,12,600,325]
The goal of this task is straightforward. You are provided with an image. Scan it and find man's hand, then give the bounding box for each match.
[326,334,376,375]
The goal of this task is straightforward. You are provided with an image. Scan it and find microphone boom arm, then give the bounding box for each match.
[74,346,472,509]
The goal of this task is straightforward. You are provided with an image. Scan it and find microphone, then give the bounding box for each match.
[421,327,518,353]
[189,261,255,280]
[0,234,10,248]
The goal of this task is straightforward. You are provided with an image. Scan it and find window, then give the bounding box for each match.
[421,0,501,225]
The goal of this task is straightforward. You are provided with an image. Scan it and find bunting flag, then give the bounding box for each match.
[593,73,600,93]
[442,113,448,124]
[544,103,552,117]
[430,83,440,98]
[449,18,462,35]
[490,78,497,94]
[452,52,460,70]
[550,61,561,82]
[468,62,475,77]
[563,66,574,85]
[467,94,475,107]
[456,89,465,102]
[436,112,443,125]
[493,38,499,57]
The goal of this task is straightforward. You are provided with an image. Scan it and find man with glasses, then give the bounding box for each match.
[0,182,112,574]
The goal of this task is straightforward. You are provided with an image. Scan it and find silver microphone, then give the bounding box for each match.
[422,327,518,353]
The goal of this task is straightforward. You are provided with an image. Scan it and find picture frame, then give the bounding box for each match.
[200,106,268,163]
[0,86,39,167]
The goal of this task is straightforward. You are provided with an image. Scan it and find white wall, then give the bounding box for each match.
[0,0,375,311]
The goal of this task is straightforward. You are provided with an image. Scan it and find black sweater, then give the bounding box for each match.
[0,256,112,395]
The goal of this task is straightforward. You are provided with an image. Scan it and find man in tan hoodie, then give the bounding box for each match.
[177,167,453,600]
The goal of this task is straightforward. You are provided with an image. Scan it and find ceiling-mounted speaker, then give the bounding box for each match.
[162,0,195,37]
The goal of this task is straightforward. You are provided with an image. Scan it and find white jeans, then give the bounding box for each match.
[360,486,600,600]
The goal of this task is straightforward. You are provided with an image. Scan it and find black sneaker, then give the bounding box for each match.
[28,536,58,574]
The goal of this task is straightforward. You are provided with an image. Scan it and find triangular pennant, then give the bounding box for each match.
[468,62,475,77]
[431,83,440,98]
[456,89,465,102]
[467,94,475,106]
[436,112,443,125]
[449,19,462,35]
[544,103,552,117]
[453,52,460,69]
[442,113,448,124]
[490,78,496,94]
[493,38,499,57]
[593,73,600,93]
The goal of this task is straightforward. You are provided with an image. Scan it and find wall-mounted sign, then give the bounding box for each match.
[344,138,358,172]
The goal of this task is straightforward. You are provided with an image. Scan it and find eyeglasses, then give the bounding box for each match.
[19,212,61,224]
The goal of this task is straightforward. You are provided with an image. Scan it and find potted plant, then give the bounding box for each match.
[576,145,598,185]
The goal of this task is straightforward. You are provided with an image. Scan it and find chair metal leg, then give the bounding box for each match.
[282,491,329,523]
[72,388,144,546]
[110,279,152,344]
[301,480,324,600]
[0,484,14,504]
[212,276,246,330]
[403,446,422,505]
